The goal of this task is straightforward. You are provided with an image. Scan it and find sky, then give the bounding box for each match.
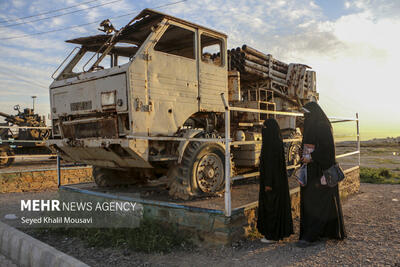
[0,0,399,141]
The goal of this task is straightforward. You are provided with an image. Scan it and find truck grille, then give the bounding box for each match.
[70,101,92,111]
[61,118,118,139]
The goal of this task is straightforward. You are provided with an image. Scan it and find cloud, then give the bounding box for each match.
[51,17,64,26]
[0,28,70,51]
[347,0,400,18]
[108,0,132,13]
[280,3,400,138]
[0,46,64,65]
[12,0,26,9]
[0,0,398,138]
[171,0,399,138]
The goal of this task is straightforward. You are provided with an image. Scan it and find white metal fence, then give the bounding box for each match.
[54,93,360,217]
[220,94,360,216]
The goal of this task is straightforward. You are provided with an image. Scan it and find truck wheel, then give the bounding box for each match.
[284,132,302,177]
[92,167,144,187]
[0,147,14,168]
[169,142,225,199]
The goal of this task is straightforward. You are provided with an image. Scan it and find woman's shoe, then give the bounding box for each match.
[260,237,275,244]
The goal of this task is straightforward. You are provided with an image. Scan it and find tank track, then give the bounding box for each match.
[0,147,14,168]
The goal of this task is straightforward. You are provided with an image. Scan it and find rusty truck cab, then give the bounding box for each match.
[48,9,228,169]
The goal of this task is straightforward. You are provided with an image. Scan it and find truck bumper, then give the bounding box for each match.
[46,138,152,168]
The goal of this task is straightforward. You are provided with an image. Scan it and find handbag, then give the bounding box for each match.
[323,163,345,187]
[295,164,307,186]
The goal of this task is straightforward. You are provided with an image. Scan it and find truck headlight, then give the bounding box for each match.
[101,91,116,107]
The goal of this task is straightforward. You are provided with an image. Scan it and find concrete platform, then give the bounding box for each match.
[61,176,300,215]
[60,166,360,246]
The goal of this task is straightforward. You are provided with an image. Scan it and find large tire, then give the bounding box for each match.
[0,147,14,168]
[169,142,225,200]
[92,167,147,187]
[284,131,302,177]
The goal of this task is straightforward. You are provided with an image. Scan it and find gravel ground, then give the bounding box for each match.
[2,183,399,266]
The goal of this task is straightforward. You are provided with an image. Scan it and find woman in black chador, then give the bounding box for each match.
[298,102,346,247]
[257,119,293,243]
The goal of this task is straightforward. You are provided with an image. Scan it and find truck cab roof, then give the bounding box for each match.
[66,9,227,58]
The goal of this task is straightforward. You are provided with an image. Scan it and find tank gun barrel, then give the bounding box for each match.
[0,111,25,125]
[0,111,14,121]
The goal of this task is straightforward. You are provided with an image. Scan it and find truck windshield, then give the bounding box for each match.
[55,11,164,80]
[72,43,136,72]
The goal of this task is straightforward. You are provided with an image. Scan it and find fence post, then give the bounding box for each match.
[57,155,61,188]
[221,93,231,217]
[356,113,360,167]
[224,107,231,217]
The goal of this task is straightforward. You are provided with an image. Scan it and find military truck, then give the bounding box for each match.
[48,9,318,199]
[0,105,51,168]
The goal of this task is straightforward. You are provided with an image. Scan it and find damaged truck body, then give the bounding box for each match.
[48,9,318,199]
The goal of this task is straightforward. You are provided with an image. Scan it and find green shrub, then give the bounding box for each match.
[360,167,400,184]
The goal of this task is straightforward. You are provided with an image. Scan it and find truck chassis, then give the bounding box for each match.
[48,9,318,199]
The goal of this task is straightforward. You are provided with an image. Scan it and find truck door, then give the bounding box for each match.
[146,23,199,134]
[198,32,227,112]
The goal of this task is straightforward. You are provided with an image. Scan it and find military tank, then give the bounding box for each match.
[0,105,51,168]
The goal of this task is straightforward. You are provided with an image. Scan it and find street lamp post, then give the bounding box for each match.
[31,96,37,111]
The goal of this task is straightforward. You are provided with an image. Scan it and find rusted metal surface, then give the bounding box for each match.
[51,73,128,117]
[227,70,241,102]
[47,138,152,168]
[61,117,118,139]
[49,10,231,170]
[48,9,326,200]
[228,45,318,107]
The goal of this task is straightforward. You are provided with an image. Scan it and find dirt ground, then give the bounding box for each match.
[1,183,399,266]
[336,145,400,175]
[1,144,400,266]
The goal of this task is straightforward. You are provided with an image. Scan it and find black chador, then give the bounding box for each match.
[257,119,293,241]
[299,102,346,242]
